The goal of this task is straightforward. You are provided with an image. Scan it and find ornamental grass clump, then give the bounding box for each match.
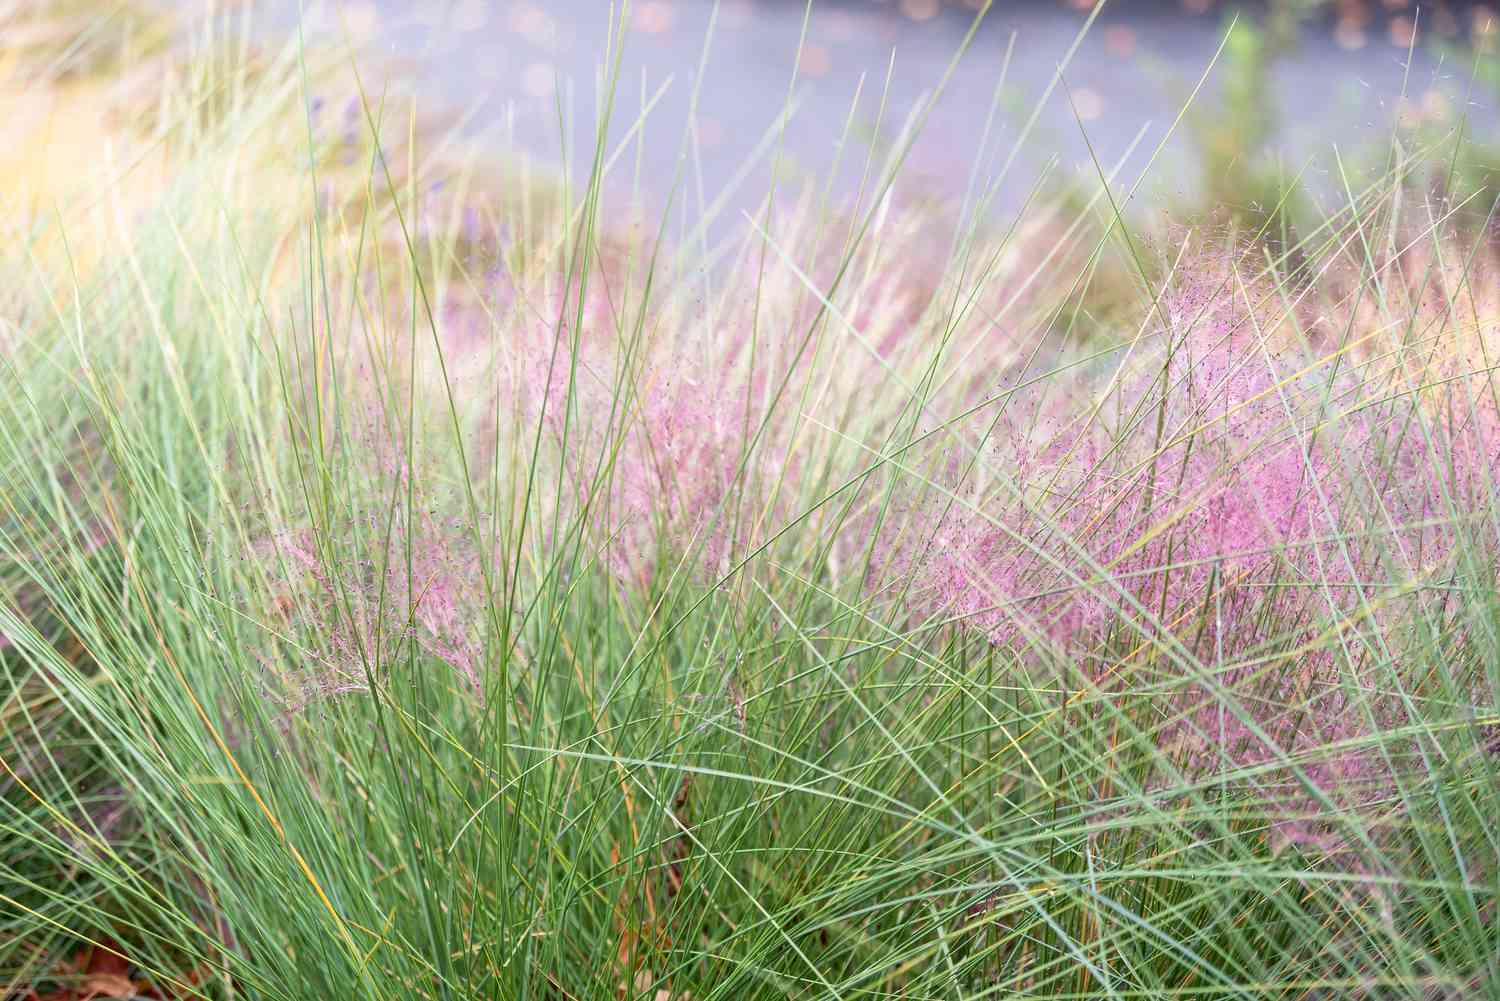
[504,277,779,586]
[872,243,1497,862]
[2,5,1498,1000]
[252,435,493,711]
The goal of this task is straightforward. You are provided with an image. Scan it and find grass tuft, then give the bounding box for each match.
[2,4,1498,999]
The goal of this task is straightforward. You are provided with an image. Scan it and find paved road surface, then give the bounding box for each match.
[234,1,1496,221]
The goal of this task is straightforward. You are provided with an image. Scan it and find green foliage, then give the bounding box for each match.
[2,7,1499,1001]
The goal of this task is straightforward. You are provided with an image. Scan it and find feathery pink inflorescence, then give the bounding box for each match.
[502,269,793,587]
[870,266,1497,855]
[255,414,495,711]
[881,269,1491,647]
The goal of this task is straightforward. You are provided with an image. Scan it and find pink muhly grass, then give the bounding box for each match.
[878,271,1488,653]
[423,188,1080,591]
[1149,644,1411,861]
[254,419,496,712]
[870,270,1497,859]
[500,268,792,588]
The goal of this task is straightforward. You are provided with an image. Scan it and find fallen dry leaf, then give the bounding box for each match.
[79,940,142,999]
[79,972,137,1000]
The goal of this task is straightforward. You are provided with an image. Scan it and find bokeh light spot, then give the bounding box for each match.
[1071,86,1104,121]
[799,44,832,79]
[523,62,556,100]
[1104,25,1136,57]
[900,0,940,22]
[635,2,677,36]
